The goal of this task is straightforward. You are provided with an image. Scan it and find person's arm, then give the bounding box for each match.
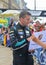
[27,34,46,49]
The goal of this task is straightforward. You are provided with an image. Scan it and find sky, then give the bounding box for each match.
[24,0,46,10]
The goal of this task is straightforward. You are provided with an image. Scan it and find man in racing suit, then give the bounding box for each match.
[10,23,33,65]
[9,10,34,65]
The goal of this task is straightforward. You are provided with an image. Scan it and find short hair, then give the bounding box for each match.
[19,10,31,18]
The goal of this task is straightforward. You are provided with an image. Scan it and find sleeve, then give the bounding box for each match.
[9,26,29,49]
[9,26,18,47]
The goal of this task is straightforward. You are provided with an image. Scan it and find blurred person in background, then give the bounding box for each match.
[34,20,41,32]
[39,24,45,31]
[35,20,41,27]
[0,28,3,45]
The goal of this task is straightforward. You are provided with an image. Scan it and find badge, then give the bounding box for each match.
[18,32,24,35]
[20,36,23,38]
[18,29,23,31]
[26,30,29,34]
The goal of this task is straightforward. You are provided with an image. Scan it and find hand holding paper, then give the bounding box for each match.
[27,34,36,42]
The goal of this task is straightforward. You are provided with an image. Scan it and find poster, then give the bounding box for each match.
[29,30,46,50]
